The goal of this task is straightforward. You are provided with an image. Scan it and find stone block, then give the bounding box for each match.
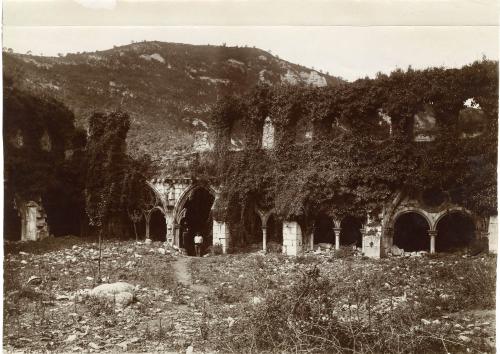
[363,235,381,259]
[282,221,303,256]
[213,220,230,253]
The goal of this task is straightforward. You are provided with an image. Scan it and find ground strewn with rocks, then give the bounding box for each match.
[3,237,496,353]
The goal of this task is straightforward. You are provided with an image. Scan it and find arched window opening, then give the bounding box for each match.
[436,212,475,252]
[413,104,437,142]
[458,102,487,138]
[178,188,215,256]
[340,216,363,247]
[150,209,166,242]
[393,212,430,252]
[313,214,333,245]
[295,117,313,145]
[262,116,275,149]
[229,119,245,151]
[12,130,24,148]
[40,131,52,152]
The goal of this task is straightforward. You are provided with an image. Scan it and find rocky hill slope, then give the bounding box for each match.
[3,41,343,165]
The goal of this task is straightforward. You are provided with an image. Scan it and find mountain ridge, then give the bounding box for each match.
[3,41,344,165]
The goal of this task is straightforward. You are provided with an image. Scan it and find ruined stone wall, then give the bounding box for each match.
[18,200,49,241]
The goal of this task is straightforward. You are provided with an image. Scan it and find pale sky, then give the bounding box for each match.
[2,0,499,81]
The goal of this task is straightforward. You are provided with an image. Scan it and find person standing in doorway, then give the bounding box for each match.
[194,232,203,257]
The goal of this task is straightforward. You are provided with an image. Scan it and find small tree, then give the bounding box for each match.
[85,110,130,282]
[123,154,157,241]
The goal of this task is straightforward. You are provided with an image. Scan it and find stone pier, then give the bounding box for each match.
[282,221,303,256]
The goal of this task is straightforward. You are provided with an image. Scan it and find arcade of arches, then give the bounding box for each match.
[143,178,497,258]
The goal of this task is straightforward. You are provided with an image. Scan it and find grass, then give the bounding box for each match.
[3,237,179,352]
[190,252,496,353]
[3,237,496,353]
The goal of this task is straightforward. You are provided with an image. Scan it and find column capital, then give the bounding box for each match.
[333,227,342,233]
[428,230,438,236]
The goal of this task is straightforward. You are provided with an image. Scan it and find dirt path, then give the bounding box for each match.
[172,256,192,286]
[172,256,209,294]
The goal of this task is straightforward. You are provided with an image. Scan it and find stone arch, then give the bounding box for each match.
[390,208,433,231]
[434,209,476,252]
[392,210,432,252]
[174,184,216,255]
[433,207,474,231]
[145,181,166,214]
[173,184,217,224]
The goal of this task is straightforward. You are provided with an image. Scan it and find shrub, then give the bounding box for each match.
[266,241,282,253]
[209,244,224,255]
[334,245,358,258]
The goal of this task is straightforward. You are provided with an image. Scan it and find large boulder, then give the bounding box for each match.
[90,282,135,307]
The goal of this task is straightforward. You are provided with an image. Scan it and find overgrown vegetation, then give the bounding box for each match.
[3,73,157,241]
[3,81,87,238]
[3,237,496,353]
[195,59,498,245]
[191,253,496,354]
[3,42,341,163]
[85,110,156,279]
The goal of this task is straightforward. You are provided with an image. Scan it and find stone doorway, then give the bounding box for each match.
[179,188,215,256]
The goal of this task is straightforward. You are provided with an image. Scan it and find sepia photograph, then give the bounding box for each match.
[2,0,499,352]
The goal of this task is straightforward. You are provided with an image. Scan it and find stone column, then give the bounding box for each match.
[262,227,267,252]
[360,228,366,250]
[309,232,314,251]
[255,208,271,252]
[144,213,151,241]
[487,215,498,253]
[428,230,437,254]
[213,220,230,253]
[333,227,341,250]
[173,223,180,248]
[165,211,174,246]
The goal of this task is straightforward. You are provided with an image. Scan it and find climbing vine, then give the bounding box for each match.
[192,59,498,244]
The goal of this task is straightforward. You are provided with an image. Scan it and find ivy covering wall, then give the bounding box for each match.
[3,82,87,237]
[191,60,498,243]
